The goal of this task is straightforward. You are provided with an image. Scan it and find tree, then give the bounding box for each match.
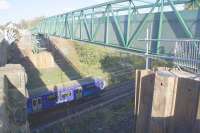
[185,0,200,10]
[19,19,28,29]
[18,16,45,29]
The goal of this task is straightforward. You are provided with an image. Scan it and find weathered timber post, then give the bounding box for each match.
[134,69,155,133]
[134,68,200,133]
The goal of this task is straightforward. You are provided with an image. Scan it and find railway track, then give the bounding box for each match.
[30,80,134,131]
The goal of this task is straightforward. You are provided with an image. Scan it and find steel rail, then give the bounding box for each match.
[32,92,132,132]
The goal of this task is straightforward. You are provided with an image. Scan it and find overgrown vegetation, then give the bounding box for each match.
[74,43,173,84]
[75,44,107,66]
[25,39,174,89]
[75,44,143,83]
[185,0,200,10]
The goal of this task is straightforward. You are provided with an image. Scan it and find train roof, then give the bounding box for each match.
[27,77,103,97]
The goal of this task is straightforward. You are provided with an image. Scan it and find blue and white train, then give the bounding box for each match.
[27,77,106,114]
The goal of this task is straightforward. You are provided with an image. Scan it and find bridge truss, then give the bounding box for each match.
[34,0,200,74]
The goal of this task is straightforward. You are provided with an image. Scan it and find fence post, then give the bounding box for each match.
[145,27,152,69]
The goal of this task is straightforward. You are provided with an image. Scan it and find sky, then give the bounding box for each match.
[0,0,109,24]
[0,0,184,25]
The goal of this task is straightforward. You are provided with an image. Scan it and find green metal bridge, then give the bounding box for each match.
[34,0,200,73]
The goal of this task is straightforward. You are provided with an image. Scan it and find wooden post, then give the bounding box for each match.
[134,70,155,133]
[134,68,200,133]
[148,72,178,133]
[193,89,200,133]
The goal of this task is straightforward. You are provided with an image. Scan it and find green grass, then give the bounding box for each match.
[27,67,80,89]
[29,41,174,133]
[36,96,134,133]
[27,41,173,89]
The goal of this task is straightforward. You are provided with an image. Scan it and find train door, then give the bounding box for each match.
[37,97,42,111]
[32,97,42,112]
[76,86,82,100]
[32,99,37,112]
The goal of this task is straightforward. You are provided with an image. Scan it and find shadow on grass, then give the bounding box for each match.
[8,43,48,91]
[42,36,82,80]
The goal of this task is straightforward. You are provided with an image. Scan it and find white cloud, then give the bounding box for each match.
[0,0,10,10]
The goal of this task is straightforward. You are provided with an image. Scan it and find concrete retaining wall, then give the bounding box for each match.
[0,40,8,66]
[0,64,30,133]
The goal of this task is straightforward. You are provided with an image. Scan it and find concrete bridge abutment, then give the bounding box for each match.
[0,40,8,67]
[0,64,30,133]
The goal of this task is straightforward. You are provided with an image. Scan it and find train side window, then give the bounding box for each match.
[62,92,71,98]
[85,84,95,91]
[48,94,57,101]
[77,86,82,90]
[78,89,82,93]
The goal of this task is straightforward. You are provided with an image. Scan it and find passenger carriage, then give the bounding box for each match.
[27,77,106,114]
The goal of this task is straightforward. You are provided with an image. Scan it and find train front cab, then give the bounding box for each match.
[82,82,100,97]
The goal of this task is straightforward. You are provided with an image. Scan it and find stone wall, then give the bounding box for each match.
[0,40,8,66]
[0,64,30,133]
[0,75,9,132]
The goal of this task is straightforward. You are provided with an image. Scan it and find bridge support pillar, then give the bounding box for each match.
[0,64,30,133]
[134,67,200,133]
[0,40,8,67]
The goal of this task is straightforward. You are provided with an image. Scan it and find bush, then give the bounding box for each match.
[75,45,105,65]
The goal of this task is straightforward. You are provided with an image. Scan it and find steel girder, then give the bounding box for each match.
[35,0,198,55]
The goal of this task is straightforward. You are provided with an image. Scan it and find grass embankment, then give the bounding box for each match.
[74,44,144,83]
[35,96,134,133]
[27,67,79,89]
[74,43,173,83]
[27,40,173,89]
[29,39,174,133]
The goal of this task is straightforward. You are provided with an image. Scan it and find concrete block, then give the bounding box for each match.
[0,64,30,133]
[0,75,9,133]
[0,40,8,66]
[0,64,28,97]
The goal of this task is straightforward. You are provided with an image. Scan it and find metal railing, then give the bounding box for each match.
[174,40,200,74]
[139,39,200,74]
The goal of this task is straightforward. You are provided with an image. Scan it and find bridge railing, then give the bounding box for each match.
[139,39,200,74]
